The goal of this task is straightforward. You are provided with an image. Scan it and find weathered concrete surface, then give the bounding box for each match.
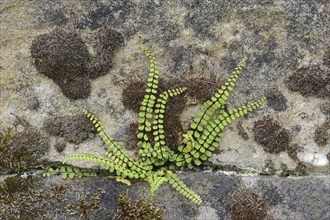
[0,0,329,219]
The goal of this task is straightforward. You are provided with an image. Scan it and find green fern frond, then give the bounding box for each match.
[42,165,94,179]
[188,97,267,165]
[148,87,187,164]
[83,109,152,172]
[226,97,267,121]
[175,56,266,167]
[167,173,202,205]
[137,46,160,144]
[135,46,162,168]
[153,88,186,146]
[63,154,148,179]
[147,170,169,195]
[189,56,248,139]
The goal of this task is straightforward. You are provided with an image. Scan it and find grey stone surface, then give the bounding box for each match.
[0,0,329,219]
[0,173,329,219]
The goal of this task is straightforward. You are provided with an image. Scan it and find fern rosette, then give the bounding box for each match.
[55,46,266,205]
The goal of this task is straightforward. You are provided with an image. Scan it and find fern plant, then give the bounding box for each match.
[60,46,266,205]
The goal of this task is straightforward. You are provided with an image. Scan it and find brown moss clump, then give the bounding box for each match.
[287,144,302,161]
[122,81,146,112]
[0,120,49,173]
[0,175,35,204]
[158,79,187,149]
[184,78,218,103]
[66,188,107,219]
[0,175,113,219]
[0,175,48,220]
[60,76,92,100]
[265,86,287,111]
[31,28,91,99]
[87,26,125,79]
[225,188,268,220]
[291,162,309,176]
[279,161,312,177]
[323,47,330,67]
[253,116,290,154]
[320,102,330,117]
[54,139,67,153]
[115,193,164,220]
[43,114,96,144]
[31,27,124,99]
[313,119,330,147]
[286,65,330,98]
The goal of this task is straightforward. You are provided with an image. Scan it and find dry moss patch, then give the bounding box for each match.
[31,27,124,99]
[115,192,164,220]
[253,116,290,154]
[0,119,49,174]
[225,188,268,220]
[286,65,330,98]
[43,114,96,144]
